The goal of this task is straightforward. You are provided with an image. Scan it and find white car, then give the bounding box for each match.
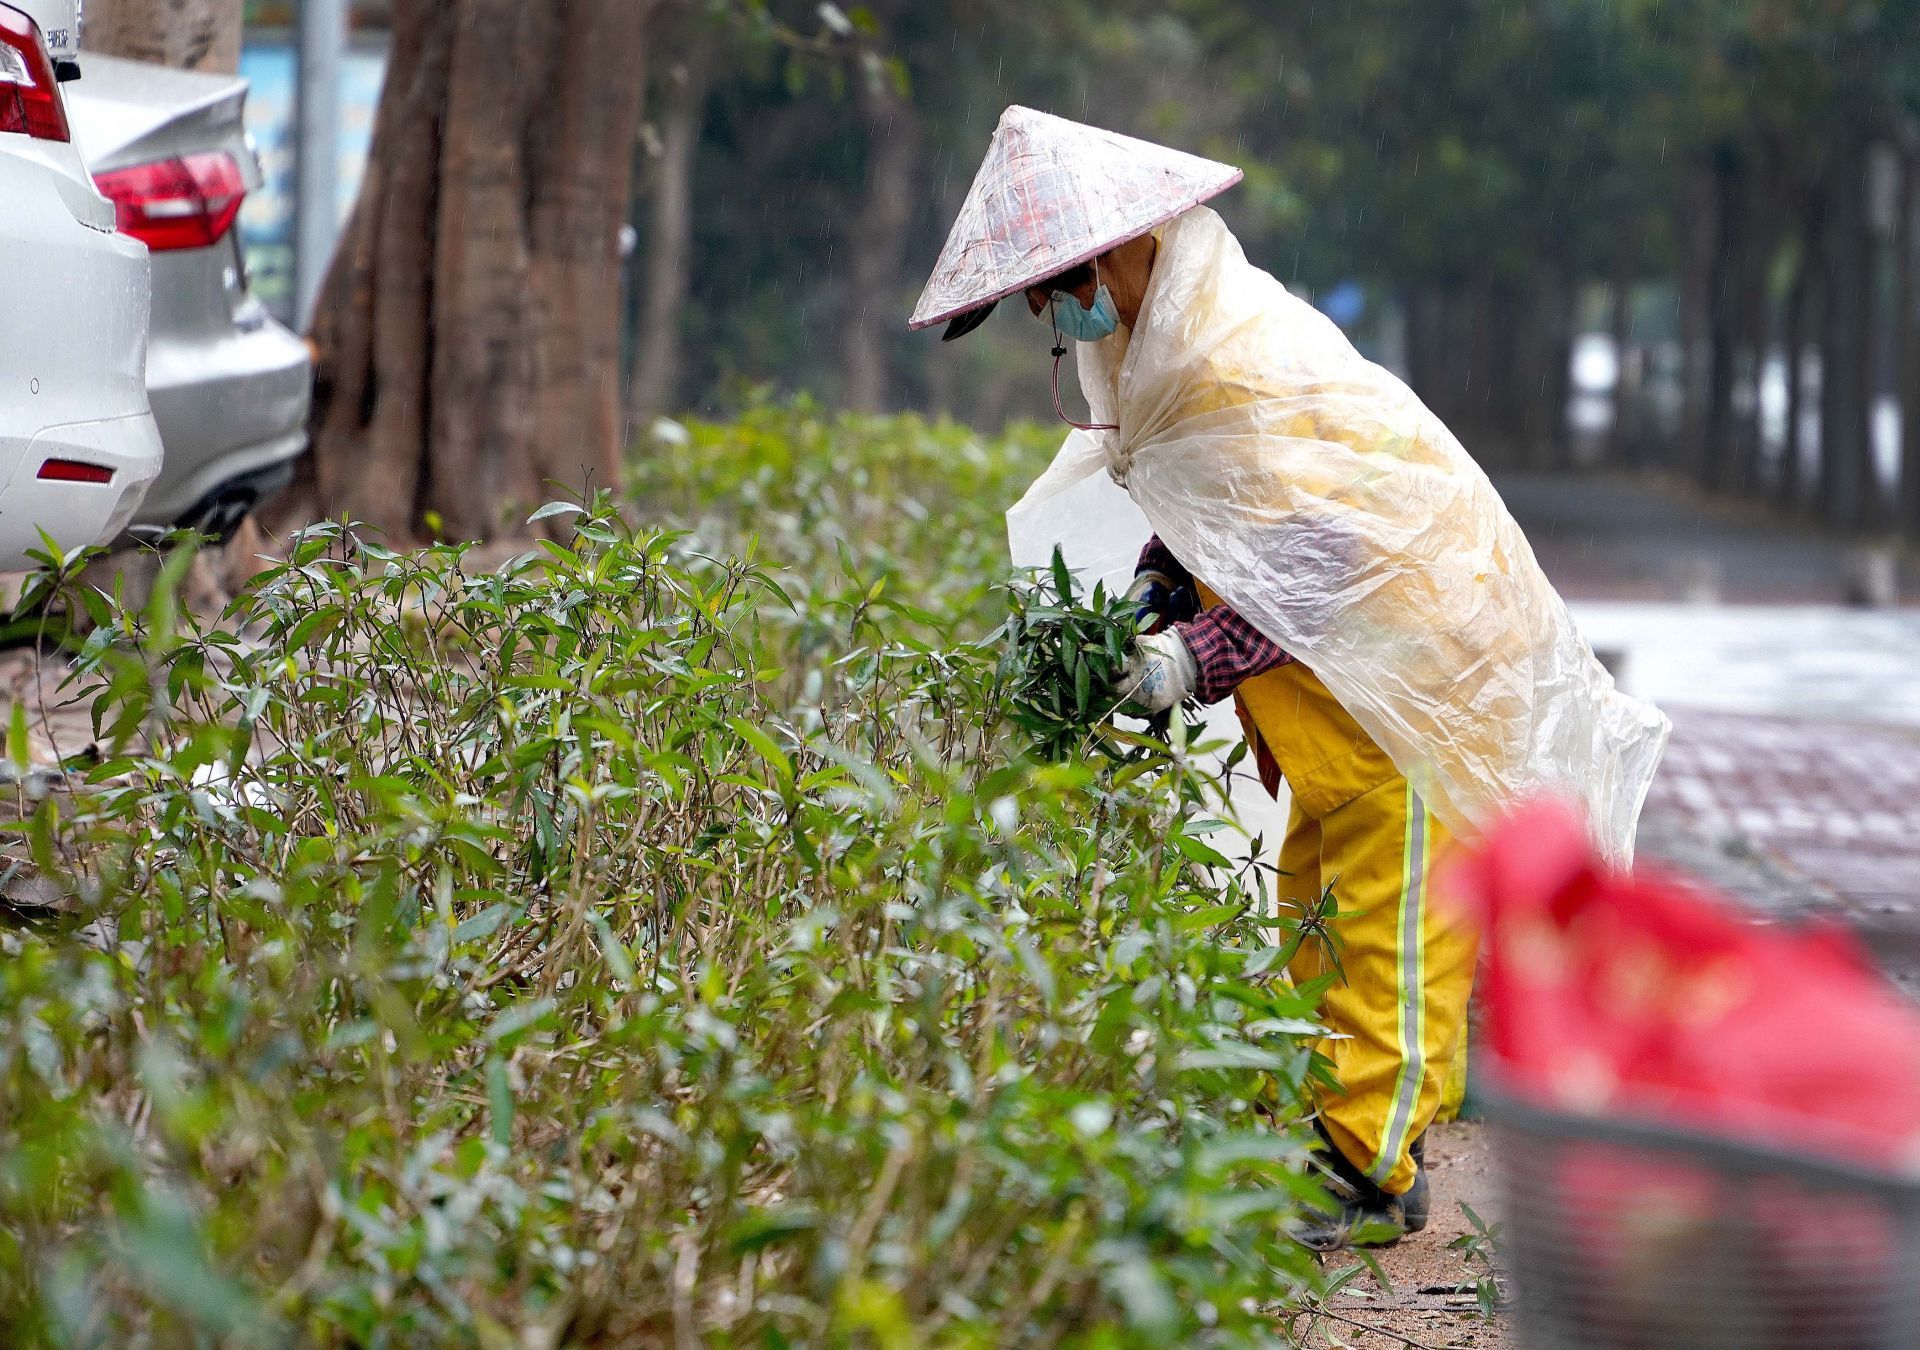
[69,54,312,541]
[0,0,162,568]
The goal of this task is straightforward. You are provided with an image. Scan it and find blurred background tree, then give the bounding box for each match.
[267,0,1920,542]
[88,0,242,71]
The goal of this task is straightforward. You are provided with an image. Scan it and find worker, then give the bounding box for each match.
[910,107,1670,1250]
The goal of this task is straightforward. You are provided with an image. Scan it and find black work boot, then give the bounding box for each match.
[1292,1125,1409,1252]
[1402,1132,1430,1233]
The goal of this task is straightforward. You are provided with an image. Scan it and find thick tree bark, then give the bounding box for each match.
[1820,134,1874,531]
[85,0,241,72]
[301,0,664,543]
[627,23,713,427]
[839,66,921,413]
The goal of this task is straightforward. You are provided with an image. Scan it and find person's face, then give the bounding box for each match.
[1025,260,1100,320]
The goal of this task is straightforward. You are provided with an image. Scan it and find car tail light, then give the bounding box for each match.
[37,459,114,485]
[95,152,247,251]
[0,4,70,143]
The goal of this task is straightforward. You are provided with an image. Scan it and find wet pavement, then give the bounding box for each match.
[1499,472,1920,992]
[1570,602,1920,728]
[1499,472,1920,607]
[1635,707,1920,994]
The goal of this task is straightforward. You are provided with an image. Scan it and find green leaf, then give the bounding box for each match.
[6,701,28,774]
[111,1194,269,1336]
[528,502,587,523]
[1176,1043,1294,1071]
[1050,546,1075,604]
[726,1205,822,1253]
[590,911,636,987]
[487,1056,514,1146]
[454,903,513,944]
[485,997,557,1044]
[1104,1248,1177,1337]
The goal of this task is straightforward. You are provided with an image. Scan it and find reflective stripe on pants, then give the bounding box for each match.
[1279,777,1479,1196]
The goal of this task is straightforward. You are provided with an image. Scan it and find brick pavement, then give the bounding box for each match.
[1492,471,1920,987]
[1638,706,1920,992]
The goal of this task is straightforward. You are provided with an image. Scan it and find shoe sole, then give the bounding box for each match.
[1300,1230,1405,1253]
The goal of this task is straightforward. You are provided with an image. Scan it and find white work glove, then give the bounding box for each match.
[1120,629,1197,715]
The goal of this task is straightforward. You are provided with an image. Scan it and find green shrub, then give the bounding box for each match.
[0,406,1332,1345]
[999,551,1164,765]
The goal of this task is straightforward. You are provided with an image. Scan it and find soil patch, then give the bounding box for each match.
[1308,1121,1509,1349]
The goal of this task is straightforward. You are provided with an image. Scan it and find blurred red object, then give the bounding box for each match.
[1447,798,1920,1170]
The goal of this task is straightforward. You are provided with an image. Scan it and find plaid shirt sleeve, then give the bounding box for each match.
[1175,605,1293,705]
[1135,535,1193,590]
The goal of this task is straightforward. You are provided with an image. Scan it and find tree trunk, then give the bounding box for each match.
[1452,267,1506,461]
[85,0,241,72]
[1481,279,1519,444]
[1901,150,1920,539]
[300,0,664,543]
[1781,196,1822,511]
[1820,134,1873,531]
[1780,263,1806,506]
[1608,217,1637,466]
[1678,161,1718,479]
[1526,260,1575,469]
[1703,150,1744,491]
[1405,286,1444,413]
[1733,168,1783,497]
[839,63,921,413]
[627,23,713,427]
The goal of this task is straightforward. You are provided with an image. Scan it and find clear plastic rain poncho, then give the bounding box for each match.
[1008,207,1671,862]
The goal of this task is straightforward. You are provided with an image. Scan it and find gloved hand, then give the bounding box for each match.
[1120,629,1198,715]
[1125,570,1198,635]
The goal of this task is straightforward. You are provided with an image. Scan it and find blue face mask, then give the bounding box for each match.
[1050,284,1120,343]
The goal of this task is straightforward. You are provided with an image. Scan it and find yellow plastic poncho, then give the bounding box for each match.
[1012,207,1670,862]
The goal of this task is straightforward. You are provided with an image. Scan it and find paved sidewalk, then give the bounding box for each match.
[1499,472,1920,606]
[1636,707,1920,993]
[1497,473,1920,989]
[1571,602,1920,728]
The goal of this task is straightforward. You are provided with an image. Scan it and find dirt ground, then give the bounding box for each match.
[1302,1121,1509,1349]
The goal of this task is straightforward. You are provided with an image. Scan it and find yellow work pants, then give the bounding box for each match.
[1237,662,1480,1196]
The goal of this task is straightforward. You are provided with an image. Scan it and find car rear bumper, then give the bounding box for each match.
[0,142,151,436]
[135,313,311,527]
[0,412,163,568]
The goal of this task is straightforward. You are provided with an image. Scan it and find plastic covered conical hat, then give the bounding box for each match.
[909,106,1242,332]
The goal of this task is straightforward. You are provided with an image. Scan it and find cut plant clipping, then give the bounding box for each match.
[998,545,1202,762]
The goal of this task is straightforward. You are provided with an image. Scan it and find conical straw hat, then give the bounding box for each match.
[909,105,1242,333]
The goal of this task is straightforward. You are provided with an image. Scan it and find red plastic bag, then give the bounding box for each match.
[1446,798,1920,1170]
